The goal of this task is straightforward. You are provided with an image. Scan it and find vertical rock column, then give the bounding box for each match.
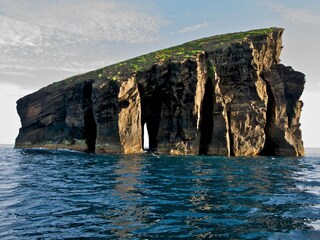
[157,57,206,155]
[211,42,268,156]
[205,58,231,155]
[261,64,305,156]
[92,80,121,153]
[92,76,143,154]
[118,77,143,154]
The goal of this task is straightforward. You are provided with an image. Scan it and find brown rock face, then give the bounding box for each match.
[15,28,305,156]
[261,64,305,156]
[16,80,96,152]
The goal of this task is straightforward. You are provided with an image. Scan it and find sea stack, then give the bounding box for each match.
[15,28,305,156]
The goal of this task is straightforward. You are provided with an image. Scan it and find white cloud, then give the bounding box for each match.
[176,22,209,34]
[0,70,37,78]
[0,0,166,85]
[261,1,320,24]
[0,0,165,43]
[0,16,43,47]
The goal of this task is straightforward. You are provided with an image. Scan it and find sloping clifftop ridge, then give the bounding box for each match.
[15,27,305,156]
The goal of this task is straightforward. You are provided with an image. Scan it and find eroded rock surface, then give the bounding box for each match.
[15,28,305,156]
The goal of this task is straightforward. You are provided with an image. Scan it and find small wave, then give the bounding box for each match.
[0,149,319,239]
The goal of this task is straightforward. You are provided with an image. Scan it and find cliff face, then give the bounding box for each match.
[15,28,305,156]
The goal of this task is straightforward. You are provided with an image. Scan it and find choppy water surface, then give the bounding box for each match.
[0,145,320,239]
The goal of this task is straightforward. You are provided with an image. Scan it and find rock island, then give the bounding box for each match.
[15,27,305,156]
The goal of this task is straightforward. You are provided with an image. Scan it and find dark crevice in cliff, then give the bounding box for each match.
[199,71,214,155]
[147,115,161,151]
[83,82,97,152]
[285,89,295,128]
[260,77,275,156]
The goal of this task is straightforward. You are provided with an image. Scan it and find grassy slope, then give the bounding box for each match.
[50,27,281,89]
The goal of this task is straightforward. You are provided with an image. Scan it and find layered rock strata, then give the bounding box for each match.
[15,28,305,156]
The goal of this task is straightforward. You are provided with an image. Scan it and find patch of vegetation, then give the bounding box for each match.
[206,61,215,80]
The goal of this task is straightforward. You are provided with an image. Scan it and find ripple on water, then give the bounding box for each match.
[0,146,319,239]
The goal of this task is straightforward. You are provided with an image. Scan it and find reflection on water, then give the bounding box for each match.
[189,160,215,212]
[0,146,319,239]
[109,155,149,239]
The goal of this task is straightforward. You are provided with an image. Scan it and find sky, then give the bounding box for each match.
[0,0,319,147]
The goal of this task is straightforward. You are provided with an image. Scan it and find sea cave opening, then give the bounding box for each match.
[142,119,159,152]
[137,71,163,153]
[143,123,149,151]
[139,94,162,152]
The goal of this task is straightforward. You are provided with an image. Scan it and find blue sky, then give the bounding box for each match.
[0,0,319,147]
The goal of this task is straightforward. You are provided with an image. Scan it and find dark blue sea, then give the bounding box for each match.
[1,145,320,239]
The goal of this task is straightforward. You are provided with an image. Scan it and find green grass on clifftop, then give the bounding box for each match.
[50,27,281,88]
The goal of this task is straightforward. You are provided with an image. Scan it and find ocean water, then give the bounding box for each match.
[0,145,320,239]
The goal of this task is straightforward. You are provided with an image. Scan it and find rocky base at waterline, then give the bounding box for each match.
[15,27,305,156]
